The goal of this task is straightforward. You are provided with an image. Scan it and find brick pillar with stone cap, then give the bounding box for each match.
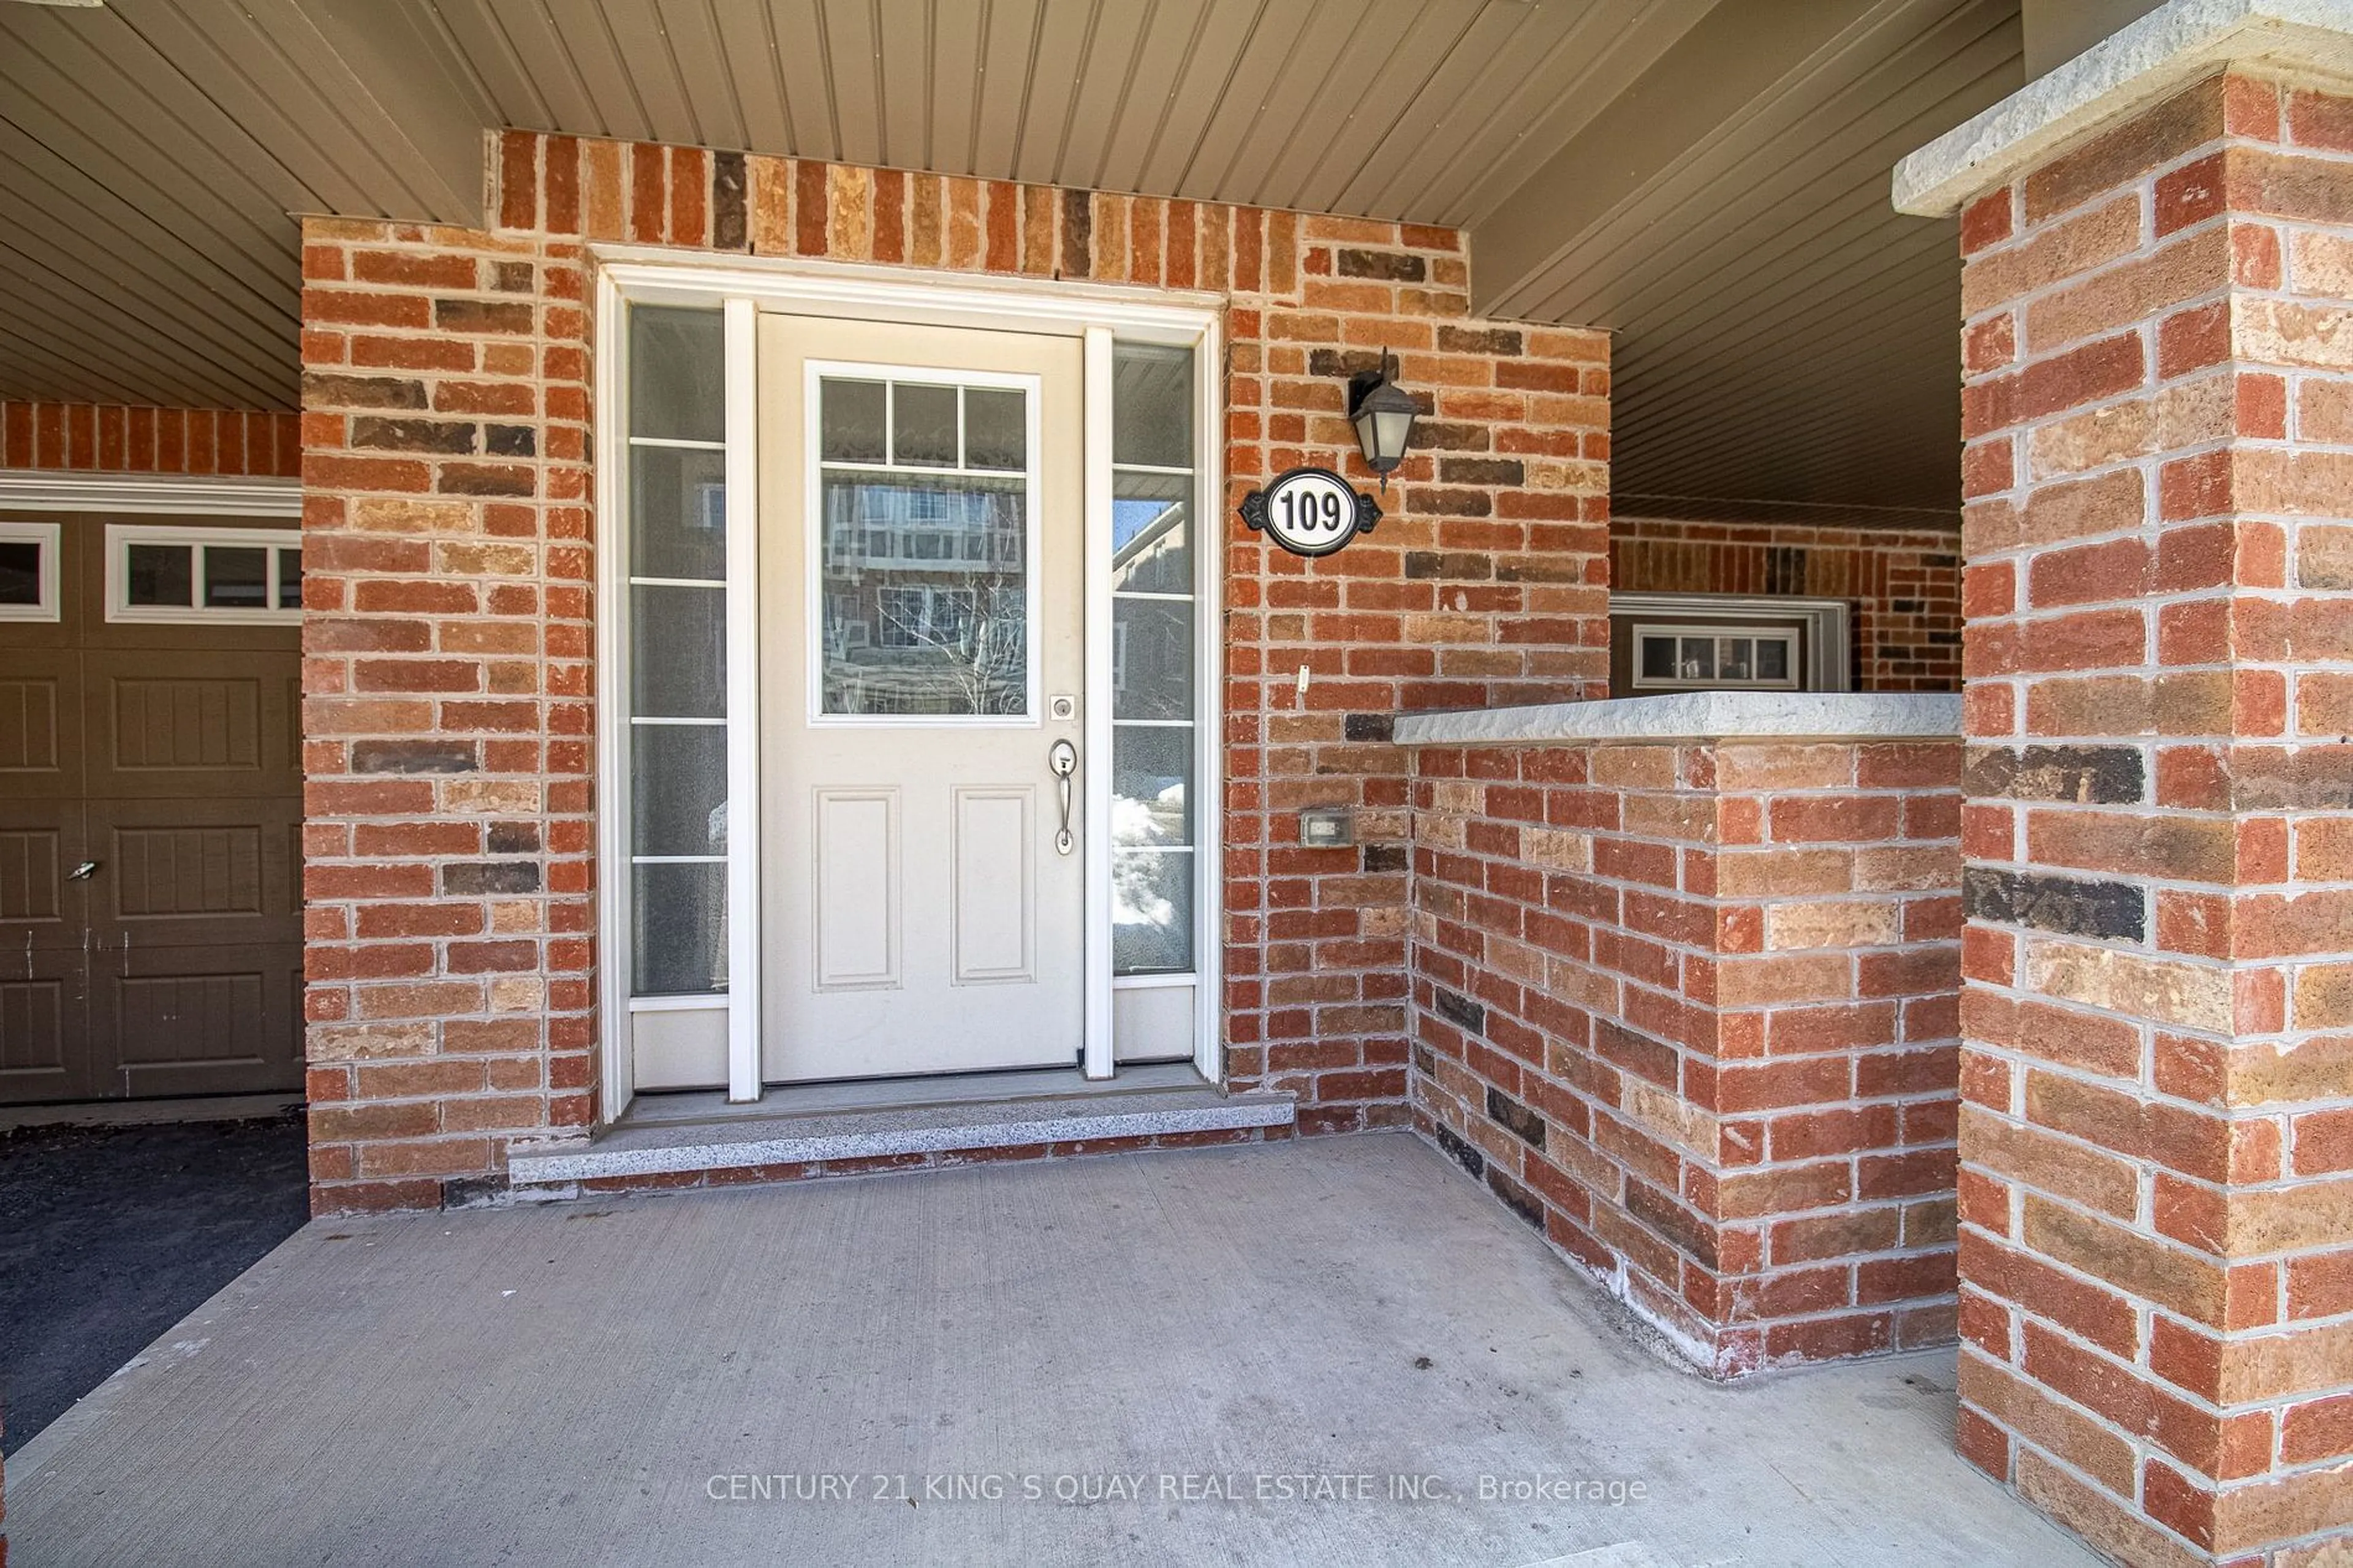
[1895,7,2353,1563]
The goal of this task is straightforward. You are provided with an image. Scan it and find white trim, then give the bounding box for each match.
[594,267,635,1125]
[104,521,301,625]
[722,296,763,1105]
[0,520,61,621]
[0,471,301,517]
[800,358,1046,729]
[1083,327,1116,1080]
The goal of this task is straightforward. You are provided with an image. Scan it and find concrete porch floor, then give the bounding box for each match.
[7,1134,2096,1568]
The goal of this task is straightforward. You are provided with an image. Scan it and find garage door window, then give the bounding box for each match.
[107,524,302,624]
[0,520,60,621]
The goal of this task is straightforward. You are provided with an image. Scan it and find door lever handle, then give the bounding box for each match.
[67,860,100,882]
[1048,739,1077,856]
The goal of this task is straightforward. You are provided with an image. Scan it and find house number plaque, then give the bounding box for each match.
[1239,467,1381,558]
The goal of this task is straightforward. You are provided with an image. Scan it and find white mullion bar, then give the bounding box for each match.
[1083,325,1116,1079]
[629,436,728,451]
[1112,461,1196,477]
[1191,313,1225,1085]
[627,575,727,589]
[723,296,763,1104]
[629,716,727,726]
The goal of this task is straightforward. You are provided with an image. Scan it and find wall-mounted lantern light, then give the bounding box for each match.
[1349,349,1420,491]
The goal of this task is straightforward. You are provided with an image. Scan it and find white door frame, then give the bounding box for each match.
[593,248,1225,1122]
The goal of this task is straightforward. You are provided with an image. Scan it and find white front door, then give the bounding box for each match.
[758,315,1086,1082]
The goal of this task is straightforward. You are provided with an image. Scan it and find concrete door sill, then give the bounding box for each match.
[507,1064,1294,1186]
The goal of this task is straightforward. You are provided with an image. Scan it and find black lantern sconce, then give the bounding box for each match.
[1348,349,1420,492]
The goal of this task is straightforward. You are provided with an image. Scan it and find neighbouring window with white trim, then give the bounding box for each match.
[1631,624,1802,691]
[1110,342,1197,980]
[624,305,732,998]
[105,523,301,624]
[0,520,61,622]
[1608,592,1851,695]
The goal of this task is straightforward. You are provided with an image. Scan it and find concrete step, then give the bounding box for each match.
[507,1081,1295,1187]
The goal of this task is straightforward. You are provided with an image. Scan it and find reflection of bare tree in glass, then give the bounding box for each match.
[877,571,1027,714]
[821,475,1033,716]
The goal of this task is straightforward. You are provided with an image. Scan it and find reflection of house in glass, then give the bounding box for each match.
[1110,482,1192,721]
[1108,452,1195,974]
[1111,484,1187,593]
[819,475,1029,715]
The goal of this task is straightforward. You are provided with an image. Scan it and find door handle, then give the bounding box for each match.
[1048,739,1077,856]
[67,860,100,882]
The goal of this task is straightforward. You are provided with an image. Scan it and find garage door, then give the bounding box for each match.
[0,509,303,1104]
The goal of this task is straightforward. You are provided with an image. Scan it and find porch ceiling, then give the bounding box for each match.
[0,0,2024,518]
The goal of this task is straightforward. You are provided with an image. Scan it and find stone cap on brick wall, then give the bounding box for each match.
[1393,691,1962,748]
[1892,0,2353,216]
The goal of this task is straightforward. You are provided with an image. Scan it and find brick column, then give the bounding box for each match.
[299,218,599,1212]
[1942,67,2353,1564]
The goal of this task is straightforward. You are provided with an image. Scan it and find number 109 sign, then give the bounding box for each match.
[1238,467,1382,559]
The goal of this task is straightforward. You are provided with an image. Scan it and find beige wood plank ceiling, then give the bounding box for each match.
[0,0,2025,517]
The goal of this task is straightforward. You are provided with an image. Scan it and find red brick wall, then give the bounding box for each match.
[1611,516,1963,692]
[1409,735,1963,1375]
[296,132,1610,1210]
[1,398,300,477]
[1954,69,2353,1563]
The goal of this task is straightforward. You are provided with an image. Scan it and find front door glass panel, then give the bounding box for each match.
[815,376,1033,718]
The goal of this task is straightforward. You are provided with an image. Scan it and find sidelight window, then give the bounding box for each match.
[1108,343,1199,980]
[623,306,731,998]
